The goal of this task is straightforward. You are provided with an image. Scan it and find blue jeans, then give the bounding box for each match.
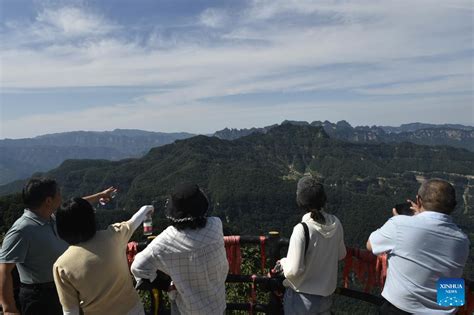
[283,288,333,315]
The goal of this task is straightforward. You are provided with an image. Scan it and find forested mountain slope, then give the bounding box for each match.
[1,124,472,278]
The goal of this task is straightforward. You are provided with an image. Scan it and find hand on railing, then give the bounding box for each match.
[272,260,284,275]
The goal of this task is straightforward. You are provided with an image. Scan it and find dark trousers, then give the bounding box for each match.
[379,299,412,315]
[19,286,62,315]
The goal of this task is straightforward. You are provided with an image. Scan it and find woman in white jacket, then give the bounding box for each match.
[279,176,346,315]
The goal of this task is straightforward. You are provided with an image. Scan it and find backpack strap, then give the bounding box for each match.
[300,222,310,257]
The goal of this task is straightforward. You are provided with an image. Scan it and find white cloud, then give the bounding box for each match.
[1,5,116,49]
[1,1,473,138]
[355,75,473,96]
[35,7,112,37]
[2,92,472,139]
[199,8,227,28]
[2,1,471,88]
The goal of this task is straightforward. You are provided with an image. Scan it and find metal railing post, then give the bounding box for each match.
[267,231,281,267]
[266,231,284,315]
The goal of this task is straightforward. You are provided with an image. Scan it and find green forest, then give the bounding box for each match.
[1,124,473,288]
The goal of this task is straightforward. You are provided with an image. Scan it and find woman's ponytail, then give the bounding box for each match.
[296,176,327,224]
[310,209,326,224]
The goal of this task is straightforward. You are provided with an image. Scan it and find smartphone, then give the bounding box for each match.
[394,202,414,216]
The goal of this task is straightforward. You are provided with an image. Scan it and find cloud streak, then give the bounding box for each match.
[1,0,473,138]
[35,6,113,37]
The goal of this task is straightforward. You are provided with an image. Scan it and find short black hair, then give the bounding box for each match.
[56,197,96,245]
[296,176,327,210]
[22,178,59,209]
[418,179,457,214]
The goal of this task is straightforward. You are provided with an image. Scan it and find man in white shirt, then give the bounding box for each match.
[131,183,228,315]
[367,179,470,314]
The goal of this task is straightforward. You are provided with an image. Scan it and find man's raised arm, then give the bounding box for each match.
[82,187,117,205]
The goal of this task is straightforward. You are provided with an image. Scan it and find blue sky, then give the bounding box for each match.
[1,0,473,139]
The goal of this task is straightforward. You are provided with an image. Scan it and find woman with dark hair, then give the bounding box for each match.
[278,176,346,315]
[53,196,154,315]
[0,178,115,315]
[131,182,228,315]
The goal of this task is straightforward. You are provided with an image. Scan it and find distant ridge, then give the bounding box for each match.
[380,122,474,133]
[213,120,474,151]
[1,121,473,186]
[0,129,195,185]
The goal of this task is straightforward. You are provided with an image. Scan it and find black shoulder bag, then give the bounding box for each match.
[300,222,310,257]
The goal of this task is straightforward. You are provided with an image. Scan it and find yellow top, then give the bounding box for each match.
[53,222,140,315]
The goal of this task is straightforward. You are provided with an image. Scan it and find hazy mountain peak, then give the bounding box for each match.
[336,120,352,128]
[265,122,329,139]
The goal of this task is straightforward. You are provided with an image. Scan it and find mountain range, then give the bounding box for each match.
[214,121,474,150]
[0,122,472,315]
[0,121,472,186]
[0,129,194,185]
[1,124,472,280]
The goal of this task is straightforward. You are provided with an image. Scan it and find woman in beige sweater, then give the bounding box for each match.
[53,197,153,315]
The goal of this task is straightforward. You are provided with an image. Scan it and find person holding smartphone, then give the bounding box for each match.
[393,202,415,216]
[367,179,469,314]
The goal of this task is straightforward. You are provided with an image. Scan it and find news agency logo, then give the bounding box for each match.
[437,278,465,307]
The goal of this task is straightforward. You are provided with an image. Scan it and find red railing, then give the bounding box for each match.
[129,233,473,315]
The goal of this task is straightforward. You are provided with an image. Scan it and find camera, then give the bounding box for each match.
[394,202,414,216]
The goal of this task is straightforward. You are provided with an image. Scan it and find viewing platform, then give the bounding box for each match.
[128,232,474,315]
